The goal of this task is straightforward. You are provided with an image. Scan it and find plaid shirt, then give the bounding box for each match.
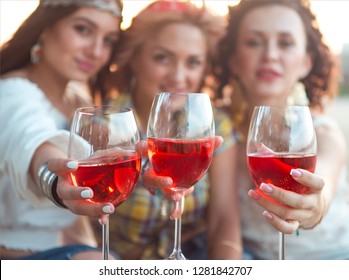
[105,94,237,259]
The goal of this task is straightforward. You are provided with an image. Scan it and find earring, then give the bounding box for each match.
[287,82,309,106]
[30,43,41,64]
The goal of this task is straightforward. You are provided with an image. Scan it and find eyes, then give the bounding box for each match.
[73,24,119,47]
[152,52,204,68]
[244,36,295,49]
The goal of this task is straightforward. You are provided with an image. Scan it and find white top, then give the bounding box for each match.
[240,115,349,260]
[0,78,79,251]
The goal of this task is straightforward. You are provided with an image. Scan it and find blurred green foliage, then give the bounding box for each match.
[339,83,349,96]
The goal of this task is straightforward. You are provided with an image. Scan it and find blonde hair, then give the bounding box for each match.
[104,0,225,99]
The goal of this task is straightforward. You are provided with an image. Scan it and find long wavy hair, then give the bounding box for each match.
[213,0,339,132]
[103,0,226,101]
[0,1,123,99]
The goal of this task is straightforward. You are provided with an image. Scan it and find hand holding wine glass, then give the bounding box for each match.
[68,106,141,260]
[147,92,215,260]
[246,106,317,260]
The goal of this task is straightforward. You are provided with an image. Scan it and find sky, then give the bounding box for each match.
[1,0,349,55]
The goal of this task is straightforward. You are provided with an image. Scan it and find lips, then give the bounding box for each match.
[76,59,96,73]
[256,68,281,81]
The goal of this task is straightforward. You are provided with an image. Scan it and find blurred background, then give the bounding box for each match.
[1,0,348,174]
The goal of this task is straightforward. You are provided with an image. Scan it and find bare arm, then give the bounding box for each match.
[208,144,242,259]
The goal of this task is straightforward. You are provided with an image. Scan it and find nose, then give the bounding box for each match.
[170,62,187,84]
[263,41,280,61]
[86,37,105,59]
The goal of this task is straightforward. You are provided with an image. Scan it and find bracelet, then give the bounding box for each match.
[220,240,243,253]
[38,162,67,209]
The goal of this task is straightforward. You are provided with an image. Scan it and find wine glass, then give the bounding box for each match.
[147,92,215,260]
[246,105,317,260]
[68,106,141,260]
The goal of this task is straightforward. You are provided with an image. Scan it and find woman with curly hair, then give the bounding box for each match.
[214,0,349,259]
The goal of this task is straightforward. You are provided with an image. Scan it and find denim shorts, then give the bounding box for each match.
[182,232,208,260]
[19,244,118,260]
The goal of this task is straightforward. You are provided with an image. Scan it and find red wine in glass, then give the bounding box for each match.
[148,137,214,192]
[246,106,317,260]
[70,155,141,207]
[68,105,140,260]
[247,154,316,199]
[147,92,215,260]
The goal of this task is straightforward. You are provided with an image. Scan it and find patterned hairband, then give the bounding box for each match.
[40,0,121,17]
[145,0,200,13]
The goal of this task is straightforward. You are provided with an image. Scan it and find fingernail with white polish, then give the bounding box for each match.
[263,211,273,220]
[290,169,303,178]
[260,183,273,193]
[102,205,113,214]
[81,190,93,199]
[67,161,78,169]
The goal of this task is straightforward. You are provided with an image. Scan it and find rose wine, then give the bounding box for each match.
[247,154,316,194]
[148,137,215,192]
[70,155,141,207]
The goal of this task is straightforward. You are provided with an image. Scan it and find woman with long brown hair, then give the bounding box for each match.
[0,0,123,259]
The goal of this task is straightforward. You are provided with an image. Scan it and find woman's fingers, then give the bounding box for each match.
[290,169,324,193]
[214,136,223,151]
[170,196,185,220]
[63,199,115,218]
[47,159,78,174]
[262,211,300,234]
[56,178,93,200]
[142,168,172,190]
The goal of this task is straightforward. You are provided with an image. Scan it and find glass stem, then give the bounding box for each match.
[168,195,186,260]
[278,231,284,260]
[173,210,182,255]
[102,217,109,260]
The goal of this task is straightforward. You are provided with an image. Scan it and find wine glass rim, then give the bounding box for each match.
[254,105,309,109]
[75,105,133,114]
[156,92,208,96]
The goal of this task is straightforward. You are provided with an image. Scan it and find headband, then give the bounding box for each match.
[40,0,121,17]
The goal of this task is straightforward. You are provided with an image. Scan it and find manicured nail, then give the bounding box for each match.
[81,190,93,199]
[98,218,103,225]
[263,211,273,220]
[67,161,78,169]
[290,169,303,178]
[164,178,173,186]
[248,189,260,200]
[260,183,273,193]
[102,205,113,214]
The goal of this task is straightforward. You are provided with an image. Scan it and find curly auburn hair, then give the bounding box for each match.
[213,0,339,113]
[103,0,226,99]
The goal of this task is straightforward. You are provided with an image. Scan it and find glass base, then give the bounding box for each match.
[166,251,186,260]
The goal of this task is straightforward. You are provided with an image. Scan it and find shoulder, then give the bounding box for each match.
[0,77,44,100]
[313,113,347,160]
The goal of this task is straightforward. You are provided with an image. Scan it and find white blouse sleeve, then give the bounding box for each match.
[0,78,70,207]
